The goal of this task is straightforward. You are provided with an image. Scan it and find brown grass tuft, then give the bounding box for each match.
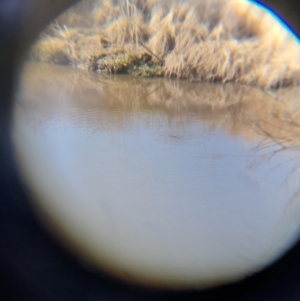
[29,0,300,89]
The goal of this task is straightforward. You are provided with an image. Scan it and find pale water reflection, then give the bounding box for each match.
[13,63,300,289]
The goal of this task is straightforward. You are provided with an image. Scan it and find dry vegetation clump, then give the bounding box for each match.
[30,0,300,89]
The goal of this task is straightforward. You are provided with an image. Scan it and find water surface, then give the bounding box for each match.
[12,63,300,289]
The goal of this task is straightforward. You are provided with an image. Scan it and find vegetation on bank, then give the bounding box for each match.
[89,51,164,77]
[30,0,300,89]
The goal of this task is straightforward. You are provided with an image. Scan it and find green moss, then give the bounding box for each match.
[89,52,164,78]
[130,63,164,77]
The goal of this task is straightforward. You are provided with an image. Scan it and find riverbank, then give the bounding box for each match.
[30,0,300,89]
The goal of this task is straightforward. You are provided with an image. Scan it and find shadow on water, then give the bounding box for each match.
[12,62,300,290]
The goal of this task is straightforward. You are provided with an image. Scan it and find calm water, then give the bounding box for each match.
[12,63,300,289]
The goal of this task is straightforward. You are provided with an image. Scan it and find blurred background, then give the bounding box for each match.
[0,0,300,300]
[261,0,300,33]
[260,0,300,35]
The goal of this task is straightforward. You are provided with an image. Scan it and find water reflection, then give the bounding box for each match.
[13,63,300,289]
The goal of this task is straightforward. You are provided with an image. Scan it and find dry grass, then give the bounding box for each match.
[30,0,300,89]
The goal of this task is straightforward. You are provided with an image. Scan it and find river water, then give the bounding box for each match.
[12,63,300,289]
